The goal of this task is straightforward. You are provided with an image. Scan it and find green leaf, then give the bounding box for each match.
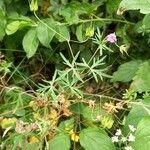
[79,128,115,150]
[49,133,71,150]
[106,0,121,14]
[131,117,150,150]
[111,60,142,82]
[143,14,150,29]
[76,24,86,42]
[6,21,32,35]
[58,118,74,132]
[22,28,39,58]
[37,19,55,47]
[123,97,150,135]
[70,102,86,115]
[55,24,70,42]
[82,106,105,122]
[118,0,150,14]
[59,1,98,25]
[0,9,6,40]
[130,62,150,92]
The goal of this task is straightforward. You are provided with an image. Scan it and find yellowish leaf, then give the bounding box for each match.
[28,136,39,144]
[1,118,17,129]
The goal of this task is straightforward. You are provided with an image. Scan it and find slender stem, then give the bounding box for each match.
[60,18,135,26]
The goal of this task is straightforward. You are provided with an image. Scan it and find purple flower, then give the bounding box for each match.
[106,33,117,43]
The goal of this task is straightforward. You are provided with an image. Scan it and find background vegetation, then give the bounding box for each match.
[1,0,150,150]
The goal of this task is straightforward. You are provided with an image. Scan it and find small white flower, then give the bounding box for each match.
[129,125,136,132]
[128,133,135,142]
[121,137,127,142]
[115,129,122,136]
[124,146,134,150]
[111,136,119,143]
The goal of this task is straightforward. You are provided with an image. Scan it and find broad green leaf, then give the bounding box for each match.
[49,133,71,150]
[143,14,150,29]
[118,0,150,14]
[37,19,55,47]
[76,24,86,42]
[131,117,150,150]
[6,20,32,35]
[111,60,142,82]
[55,24,70,42]
[79,128,115,150]
[0,9,6,40]
[106,0,121,14]
[22,28,39,58]
[70,102,86,114]
[6,21,20,35]
[59,1,97,25]
[123,97,150,134]
[130,62,150,92]
[82,106,106,122]
[58,118,74,132]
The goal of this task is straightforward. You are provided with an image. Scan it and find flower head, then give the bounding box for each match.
[121,137,127,142]
[124,146,134,150]
[128,133,135,142]
[111,136,119,143]
[129,125,136,132]
[106,33,117,43]
[115,129,122,136]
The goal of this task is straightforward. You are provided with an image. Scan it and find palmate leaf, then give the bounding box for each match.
[58,73,83,97]
[118,0,150,14]
[79,128,115,150]
[78,56,111,82]
[59,52,83,82]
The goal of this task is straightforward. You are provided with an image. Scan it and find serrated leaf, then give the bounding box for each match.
[79,128,115,150]
[111,60,142,82]
[22,28,39,58]
[131,117,150,150]
[118,0,150,14]
[49,133,71,150]
[123,97,150,135]
[37,19,55,47]
[130,62,150,92]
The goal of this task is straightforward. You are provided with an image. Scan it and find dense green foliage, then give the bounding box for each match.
[1,0,150,150]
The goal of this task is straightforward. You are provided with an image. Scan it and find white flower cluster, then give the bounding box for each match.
[111,125,136,150]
